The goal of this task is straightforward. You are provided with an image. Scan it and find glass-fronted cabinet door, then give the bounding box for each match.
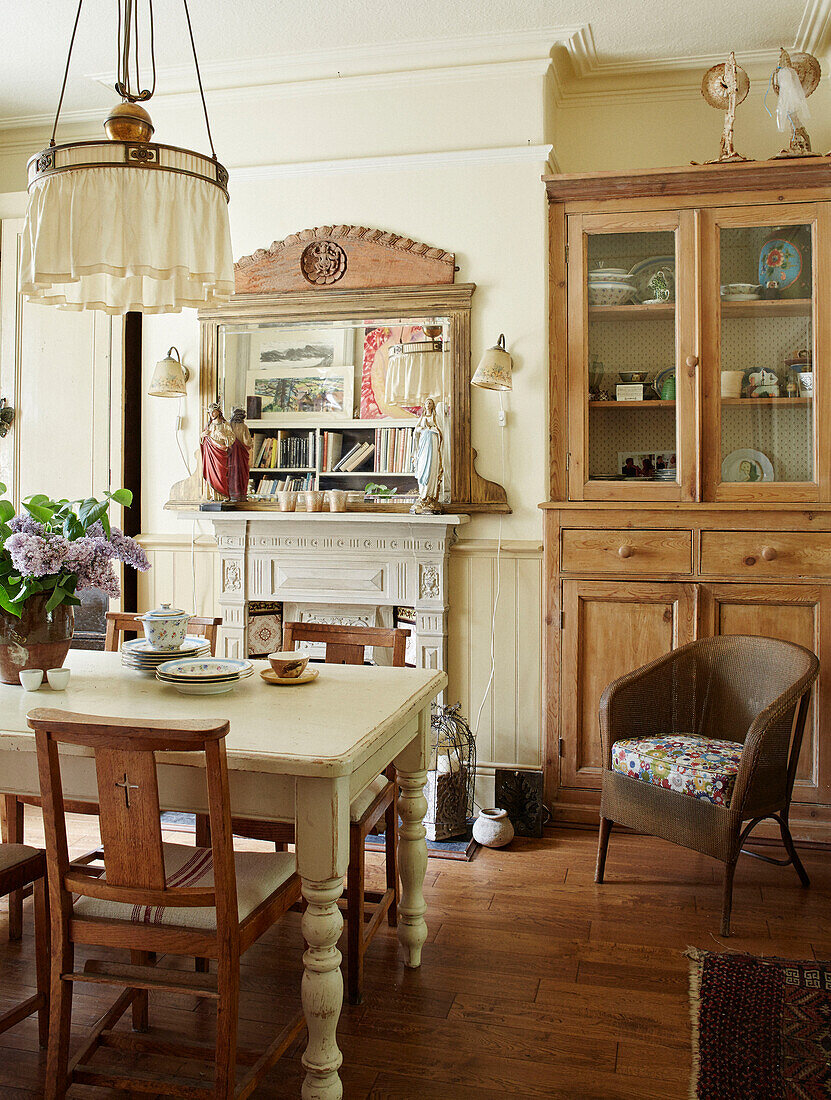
[566,211,697,501]
[701,203,827,501]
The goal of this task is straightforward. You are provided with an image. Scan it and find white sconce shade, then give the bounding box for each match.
[148,347,189,397]
[472,334,513,390]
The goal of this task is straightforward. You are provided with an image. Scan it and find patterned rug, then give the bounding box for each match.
[687,948,831,1099]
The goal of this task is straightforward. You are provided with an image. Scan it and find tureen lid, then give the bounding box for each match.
[139,602,189,620]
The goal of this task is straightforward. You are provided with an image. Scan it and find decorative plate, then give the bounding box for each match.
[156,658,253,679]
[168,680,238,696]
[156,666,254,683]
[758,239,802,291]
[721,448,774,484]
[628,256,675,303]
[654,367,675,396]
[260,668,319,686]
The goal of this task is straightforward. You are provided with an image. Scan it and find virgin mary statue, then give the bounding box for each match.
[411,397,444,514]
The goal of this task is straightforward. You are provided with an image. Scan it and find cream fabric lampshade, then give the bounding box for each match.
[148,347,189,398]
[385,341,447,405]
[21,147,234,315]
[471,334,513,390]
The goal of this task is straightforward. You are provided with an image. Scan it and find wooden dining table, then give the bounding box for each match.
[0,650,445,1100]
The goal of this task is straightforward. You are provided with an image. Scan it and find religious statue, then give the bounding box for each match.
[228,407,254,501]
[411,397,444,514]
[200,403,235,500]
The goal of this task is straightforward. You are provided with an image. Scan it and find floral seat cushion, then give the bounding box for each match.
[611,735,743,806]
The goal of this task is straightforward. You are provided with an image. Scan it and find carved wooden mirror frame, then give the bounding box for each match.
[197,226,508,513]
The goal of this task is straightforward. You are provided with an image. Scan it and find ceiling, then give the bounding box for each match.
[0,0,823,127]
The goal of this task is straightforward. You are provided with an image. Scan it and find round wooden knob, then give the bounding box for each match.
[761,546,777,562]
[686,355,699,368]
[618,545,634,559]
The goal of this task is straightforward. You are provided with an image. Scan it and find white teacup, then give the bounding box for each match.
[19,669,44,691]
[47,667,71,691]
[720,370,744,399]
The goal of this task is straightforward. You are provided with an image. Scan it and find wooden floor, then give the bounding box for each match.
[0,810,830,1098]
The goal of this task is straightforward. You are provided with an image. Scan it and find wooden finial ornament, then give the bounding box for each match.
[701,52,751,163]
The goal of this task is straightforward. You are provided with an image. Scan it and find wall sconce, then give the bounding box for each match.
[148,347,189,398]
[471,334,513,392]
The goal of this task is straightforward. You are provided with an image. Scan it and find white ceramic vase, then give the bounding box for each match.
[472,808,514,848]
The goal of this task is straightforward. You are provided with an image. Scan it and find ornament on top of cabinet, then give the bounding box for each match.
[767,48,821,158]
[701,52,751,163]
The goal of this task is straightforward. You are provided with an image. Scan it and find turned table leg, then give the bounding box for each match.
[395,713,430,968]
[296,776,349,1100]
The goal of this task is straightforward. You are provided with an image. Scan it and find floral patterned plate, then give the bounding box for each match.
[156,658,253,679]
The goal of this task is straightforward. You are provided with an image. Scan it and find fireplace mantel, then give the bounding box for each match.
[202,511,469,671]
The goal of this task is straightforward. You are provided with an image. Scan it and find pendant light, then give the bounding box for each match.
[21,0,234,315]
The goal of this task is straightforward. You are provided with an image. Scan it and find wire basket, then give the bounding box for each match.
[424,701,476,841]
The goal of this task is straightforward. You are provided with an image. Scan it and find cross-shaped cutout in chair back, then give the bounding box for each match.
[27,709,233,915]
[282,621,410,667]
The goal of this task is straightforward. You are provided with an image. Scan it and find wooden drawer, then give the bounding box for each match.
[561,529,693,574]
[701,531,831,578]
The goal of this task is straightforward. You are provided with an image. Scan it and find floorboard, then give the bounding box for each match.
[0,810,829,1097]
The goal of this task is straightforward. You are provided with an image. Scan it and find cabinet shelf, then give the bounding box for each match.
[721,396,811,406]
[588,298,812,321]
[588,400,676,408]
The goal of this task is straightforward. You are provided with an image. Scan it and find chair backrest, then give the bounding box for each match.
[282,621,410,667]
[27,708,236,929]
[665,635,819,746]
[104,611,222,655]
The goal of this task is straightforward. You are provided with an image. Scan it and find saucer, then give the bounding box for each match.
[260,668,319,686]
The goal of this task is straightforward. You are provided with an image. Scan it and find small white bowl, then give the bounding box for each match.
[47,667,71,691]
[19,669,44,691]
[588,283,637,306]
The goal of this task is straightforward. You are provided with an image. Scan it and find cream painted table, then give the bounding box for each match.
[0,650,445,1100]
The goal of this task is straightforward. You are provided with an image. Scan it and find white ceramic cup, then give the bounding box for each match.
[276,490,297,512]
[304,490,325,513]
[47,667,71,691]
[19,669,44,691]
[720,370,744,399]
[327,489,348,512]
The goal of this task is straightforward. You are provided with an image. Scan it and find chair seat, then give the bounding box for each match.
[0,843,42,874]
[74,843,297,931]
[350,774,390,822]
[611,735,743,806]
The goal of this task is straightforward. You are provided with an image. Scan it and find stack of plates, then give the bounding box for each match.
[121,636,211,675]
[155,658,254,695]
[652,469,676,480]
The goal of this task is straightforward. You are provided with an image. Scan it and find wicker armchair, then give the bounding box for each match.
[595,635,819,935]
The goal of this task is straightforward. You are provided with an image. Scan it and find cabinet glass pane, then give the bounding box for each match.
[719,224,813,486]
[586,231,678,484]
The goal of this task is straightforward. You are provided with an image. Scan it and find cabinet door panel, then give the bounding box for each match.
[702,584,827,802]
[560,580,697,790]
[566,210,698,503]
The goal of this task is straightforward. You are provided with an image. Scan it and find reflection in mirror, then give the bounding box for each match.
[217,315,452,507]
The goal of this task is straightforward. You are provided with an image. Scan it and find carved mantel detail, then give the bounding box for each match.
[204,512,468,671]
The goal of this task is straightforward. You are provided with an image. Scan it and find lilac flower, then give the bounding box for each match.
[8,515,45,536]
[108,527,150,572]
[6,533,69,578]
[67,536,121,598]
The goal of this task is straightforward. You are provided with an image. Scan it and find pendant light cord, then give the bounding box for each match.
[182,0,218,161]
[50,0,85,146]
[116,0,156,102]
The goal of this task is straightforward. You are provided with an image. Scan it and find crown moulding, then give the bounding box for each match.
[234,225,456,294]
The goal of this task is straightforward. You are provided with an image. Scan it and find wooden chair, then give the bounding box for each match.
[198,621,409,1004]
[3,611,223,938]
[104,610,223,655]
[595,635,820,935]
[0,843,49,1047]
[28,707,304,1100]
